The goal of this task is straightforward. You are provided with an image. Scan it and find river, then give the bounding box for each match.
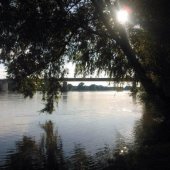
[0,91,143,169]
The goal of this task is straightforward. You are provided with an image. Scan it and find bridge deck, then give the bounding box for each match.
[61,78,133,82]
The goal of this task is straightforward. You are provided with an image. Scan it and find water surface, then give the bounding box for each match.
[0,91,142,169]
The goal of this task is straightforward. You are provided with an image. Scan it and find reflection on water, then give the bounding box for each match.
[2,92,170,169]
[0,121,132,170]
[1,121,66,170]
[0,92,141,160]
[1,113,170,170]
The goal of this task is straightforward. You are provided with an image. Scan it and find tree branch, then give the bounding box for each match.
[91,0,170,100]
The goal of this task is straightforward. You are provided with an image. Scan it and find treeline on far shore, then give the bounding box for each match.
[65,82,132,91]
[0,80,133,92]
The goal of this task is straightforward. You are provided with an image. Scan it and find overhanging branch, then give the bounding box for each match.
[91,0,170,100]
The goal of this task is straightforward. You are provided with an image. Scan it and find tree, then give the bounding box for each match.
[0,0,170,113]
[77,82,85,90]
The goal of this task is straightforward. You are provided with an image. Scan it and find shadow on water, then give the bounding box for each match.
[1,104,170,170]
[104,102,170,170]
[0,121,66,170]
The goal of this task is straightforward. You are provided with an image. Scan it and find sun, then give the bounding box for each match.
[116,9,129,24]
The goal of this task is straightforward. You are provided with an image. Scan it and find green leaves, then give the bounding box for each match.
[1,0,170,112]
[0,0,134,112]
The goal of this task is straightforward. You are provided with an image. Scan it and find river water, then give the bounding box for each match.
[0,91,143,169]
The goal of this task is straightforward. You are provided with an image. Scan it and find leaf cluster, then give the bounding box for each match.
[1,0,170,112]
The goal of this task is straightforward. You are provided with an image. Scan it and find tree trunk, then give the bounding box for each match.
[119,33,170,101]
[93,0,170,102]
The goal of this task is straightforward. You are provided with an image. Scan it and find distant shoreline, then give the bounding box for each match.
[63,83,132,92]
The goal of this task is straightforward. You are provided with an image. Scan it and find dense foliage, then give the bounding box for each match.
[0,0,170,113]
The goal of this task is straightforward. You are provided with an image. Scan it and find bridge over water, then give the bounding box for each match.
[60,78,132,82]
[0,78,133,92]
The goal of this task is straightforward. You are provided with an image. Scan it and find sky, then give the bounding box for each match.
[64,62,113,86]
[0,63,113,86]
[0,64,6,79]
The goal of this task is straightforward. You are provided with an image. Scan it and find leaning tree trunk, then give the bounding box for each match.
[119,33,169,101]
[92,0,170,102]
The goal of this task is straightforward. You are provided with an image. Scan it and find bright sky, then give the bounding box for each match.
[0,64,6,79]
[0,63,113,86]
[65,62,113,86]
